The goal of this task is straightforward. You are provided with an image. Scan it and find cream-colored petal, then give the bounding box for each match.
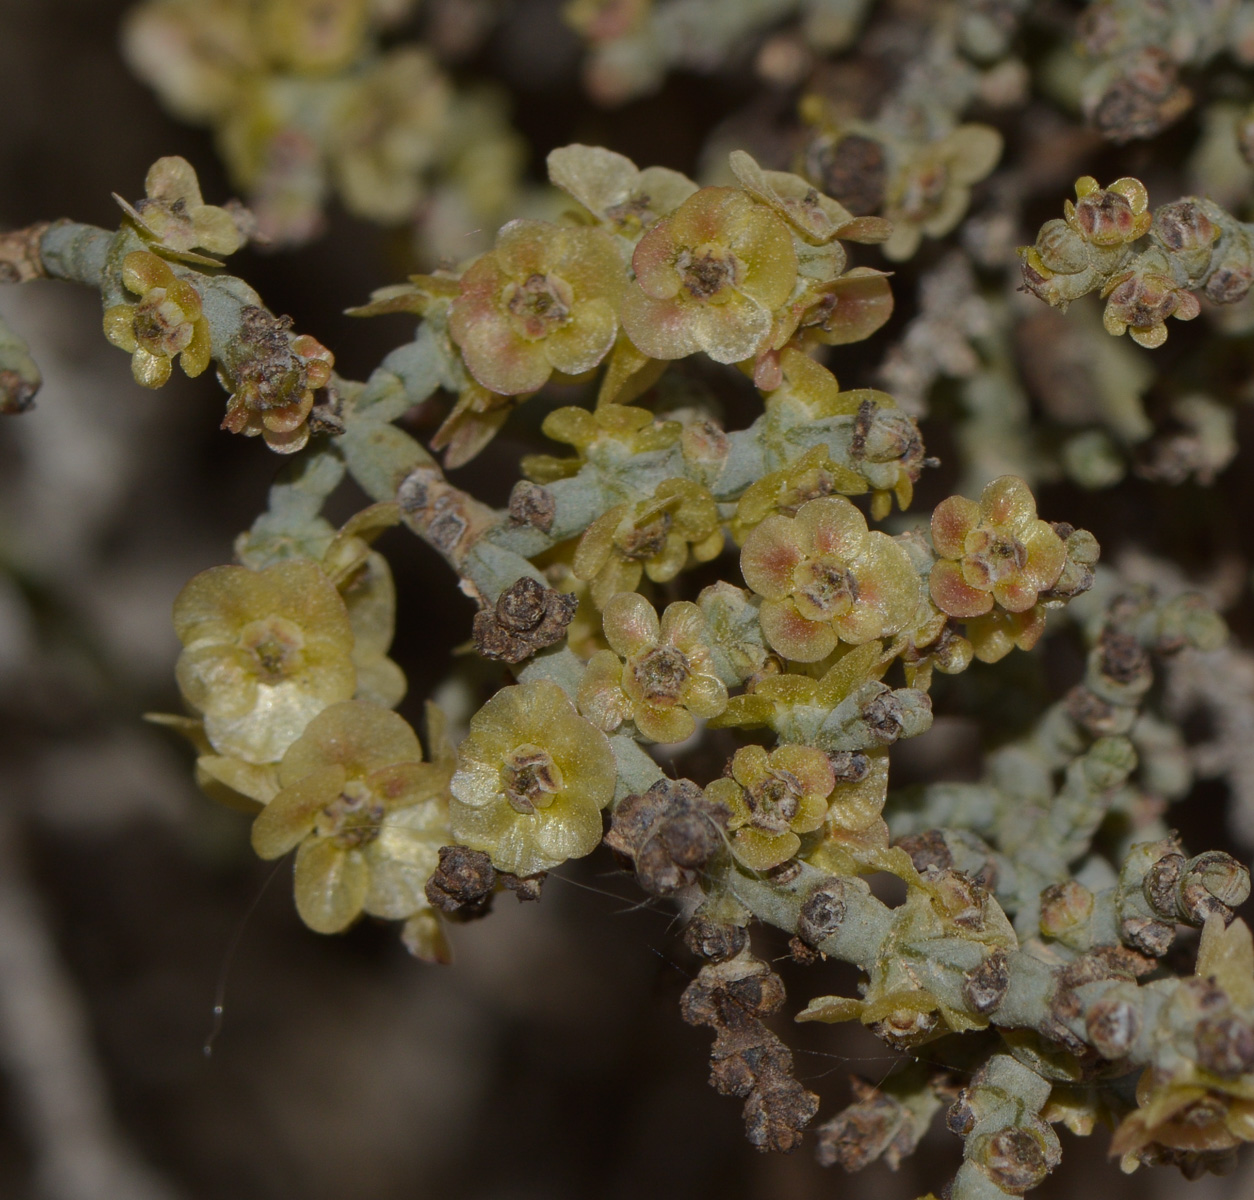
[293,840,369,934]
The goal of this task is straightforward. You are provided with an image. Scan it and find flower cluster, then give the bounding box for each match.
[123,0,516,250]
[1021,176,1254,347]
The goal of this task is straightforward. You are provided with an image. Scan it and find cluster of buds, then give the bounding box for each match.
[1021,175,1254,347]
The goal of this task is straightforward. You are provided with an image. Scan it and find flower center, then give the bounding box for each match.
[631,646,691,705]
[134,289,195,356]
[604,192,653,232]
[745,769,803,833]
[239,616,305,684]
[792,558,858,621]
[315,780,384,848]
[619,511,672,560]
[964,529,1027,586]
[898,161,949,222]
[676,243,737,301]
[505,273,573,339]
[502,744,564,814]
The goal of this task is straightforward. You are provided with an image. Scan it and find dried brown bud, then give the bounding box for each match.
[788,935,821,965]
[805,133,887,216]
[507,479,556,532]
[1097,628,1150,687]
[605,778,728,895]
[815,1079,906,1171]
[896,829,954,874]
[1195,1015,1254,1079]
[425,845,497,914]
[1144,851,1186,918]
[501,872,545,902]
[1085,996,1141,1059]
[1186,852,1251,910]
[1065,686,1120,736]
[743,1077,820,1153]
[684,916,748,962]
[974,1127,1052,1194]
[1086,49,1192,144]
[681,952,819,1151]
[963,949,1010,1015]
[851,400,926,477]
[0,369,38,414]
[1121,914,1176,957]
[472,576,577,664]
[827,750,871,783]
[861,690,907,743]
[796,878,849,948]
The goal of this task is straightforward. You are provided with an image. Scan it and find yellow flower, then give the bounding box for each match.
[705,744,834,871]
[251,701,453,934]
[728,150,892,247]
[573,477,723,608]
[173,558,356,763]
[881,125,1002,261]
[449,679,617,876]
[114,155,246,257]
[732,443,869,545]
[329,48,451,223]
[102,251,212,388]
[448,219,624,396]
[546,143,697,239]
[578,591,728,742]
[256,0,371,74]
[522,401,680,484]
[740,496,920,662]
[620,186,797,363]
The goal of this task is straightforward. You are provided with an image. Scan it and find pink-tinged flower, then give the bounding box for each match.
[928,476,1067,621]
[577,592,727,743]
[740,496,920,663]
[620,187,797,364]
[219,305,335,454]
[704,744,834,871]
[1101,259,1201,348]
[448,218,624,396]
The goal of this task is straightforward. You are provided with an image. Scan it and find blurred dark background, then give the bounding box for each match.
[0,2,1252,1199]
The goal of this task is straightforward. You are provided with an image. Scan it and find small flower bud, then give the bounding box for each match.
[425,845,497,915]
[963,949,1010,1015]
[796,878,848,947]
[1121,914,1176,957]
[472,576,576,664]
[1040,880,1095,939]
[1085,996,1141,1059]
[507,480,556,532]
[684,917,748,962]
[973,1127,1052,1194]
[1195,1015,1254,1079]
